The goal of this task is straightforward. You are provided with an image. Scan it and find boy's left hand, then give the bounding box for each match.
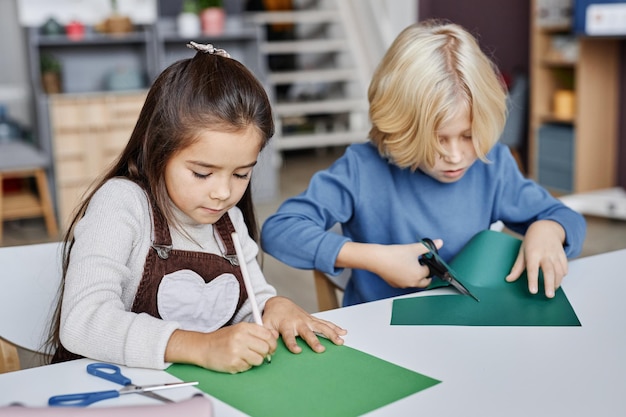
[262,296,347,354]
[505,220,568,298]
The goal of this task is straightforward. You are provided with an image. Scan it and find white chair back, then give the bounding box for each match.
[0,242,63,353]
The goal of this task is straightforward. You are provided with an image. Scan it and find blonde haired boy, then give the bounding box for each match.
[262,20,586,306]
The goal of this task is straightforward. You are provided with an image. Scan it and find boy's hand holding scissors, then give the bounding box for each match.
[337,239,444,289]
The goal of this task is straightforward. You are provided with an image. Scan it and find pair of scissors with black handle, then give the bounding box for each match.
[418,238,480,302]
[48,362,198,407]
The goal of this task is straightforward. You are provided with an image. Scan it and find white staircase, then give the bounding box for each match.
[249,0,373,151]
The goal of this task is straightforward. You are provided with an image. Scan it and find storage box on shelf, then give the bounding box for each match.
[49,92,146,228]
[537,123,574,192]
[529,0,619,195]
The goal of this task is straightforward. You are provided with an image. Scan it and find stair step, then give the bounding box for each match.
[250,10,340,25]
[274,98,368,116]
[269,68,358,84]
[250,6,370,151]
[275,130,369,150]
[260,39,348,54]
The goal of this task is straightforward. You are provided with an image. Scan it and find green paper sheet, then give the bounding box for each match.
[167,338,440,417]
[391,230,580,326]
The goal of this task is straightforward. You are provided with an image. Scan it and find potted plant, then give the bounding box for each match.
[40,53,62,94]
[102,0,133,34]
[177,0,201,38]
[198,0,225,35]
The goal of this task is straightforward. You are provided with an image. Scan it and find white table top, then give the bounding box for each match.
[316,248,626,416]
[1,248,625,417]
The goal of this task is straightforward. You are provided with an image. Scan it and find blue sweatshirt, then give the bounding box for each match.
[261,142,586,306]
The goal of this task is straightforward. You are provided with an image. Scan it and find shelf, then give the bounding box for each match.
[530,0,619,194]
[540,58,575,68]
[33,29,151,46]
[250,10,340,24]
[157,18,258,43]
[538,24,572,33]
[540,114,575,125]
[275,129,368,151]
[154,17,264,79]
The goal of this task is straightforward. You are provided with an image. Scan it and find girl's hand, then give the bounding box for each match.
[262,296,347,354]
[505,220,568,298]
[338,239,443,289]
[165,323,277,374]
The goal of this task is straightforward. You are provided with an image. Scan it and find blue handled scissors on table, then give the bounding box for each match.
[418,238,480,302]
[48,363,198,407]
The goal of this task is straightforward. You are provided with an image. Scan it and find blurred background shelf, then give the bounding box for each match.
[529,0,621,195]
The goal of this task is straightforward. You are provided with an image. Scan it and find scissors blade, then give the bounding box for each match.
[120,381,199,397]
[141,381,199,393]
[138,390,174,403]
[419,242,480,302]
[444,272,480,302]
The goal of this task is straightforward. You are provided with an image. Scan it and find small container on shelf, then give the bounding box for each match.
[545,35,578,64]
[535,0,573,30]
[552,89,575,120]
[66,20,86,41]
[198,0,225,36]
[177,0,201,38]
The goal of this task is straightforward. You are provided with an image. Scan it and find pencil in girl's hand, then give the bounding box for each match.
[231,232,272,364]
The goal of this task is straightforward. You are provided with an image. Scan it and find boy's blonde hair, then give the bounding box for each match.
[368,20,507,170]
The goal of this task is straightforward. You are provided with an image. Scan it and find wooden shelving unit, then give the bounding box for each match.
[529,0,620,194]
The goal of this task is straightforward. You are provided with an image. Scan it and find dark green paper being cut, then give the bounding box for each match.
[391,230,581,326]
[167,338,440,417]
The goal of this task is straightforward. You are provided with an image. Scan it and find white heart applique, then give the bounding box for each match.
[157,269,240,333]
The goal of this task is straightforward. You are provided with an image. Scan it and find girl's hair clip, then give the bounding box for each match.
[187,41,231,58]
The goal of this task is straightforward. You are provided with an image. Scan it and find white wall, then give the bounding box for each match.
[0,0,32,127]
[388,0,419,44]
[345,0,418,83]
[16,0,157,26]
